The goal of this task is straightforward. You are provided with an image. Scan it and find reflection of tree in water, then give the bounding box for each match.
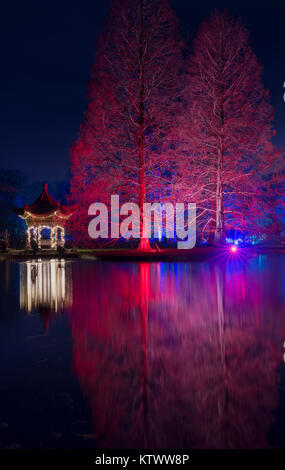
[67,259,284,448]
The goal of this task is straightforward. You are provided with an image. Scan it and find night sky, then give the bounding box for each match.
[1,0,285,183]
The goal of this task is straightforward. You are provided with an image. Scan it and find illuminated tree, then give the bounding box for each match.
[69,0,183,249]
[178,11,283,243]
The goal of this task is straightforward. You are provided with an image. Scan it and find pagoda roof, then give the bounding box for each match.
[15,183,76,219]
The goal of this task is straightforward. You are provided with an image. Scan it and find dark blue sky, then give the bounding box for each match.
[1,0,285,182]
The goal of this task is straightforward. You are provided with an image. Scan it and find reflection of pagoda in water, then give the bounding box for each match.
[20,259,72,323]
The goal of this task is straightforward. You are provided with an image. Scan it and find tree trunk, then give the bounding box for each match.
[215,145,224,243]
[137,0,152,252]
[214,32,225,244]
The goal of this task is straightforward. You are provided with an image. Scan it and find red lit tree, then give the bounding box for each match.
[69,0,183,249]
[177,11,283,243]
[68,139,111,246]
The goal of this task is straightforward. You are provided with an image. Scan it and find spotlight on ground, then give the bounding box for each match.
[230,245,238,253]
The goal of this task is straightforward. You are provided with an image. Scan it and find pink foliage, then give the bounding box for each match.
[176,11,283,242]
[69,0,183,248]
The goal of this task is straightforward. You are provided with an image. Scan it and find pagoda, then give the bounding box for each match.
[15,183,75,250]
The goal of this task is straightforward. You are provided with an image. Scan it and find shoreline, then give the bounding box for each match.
[0,246,284,262]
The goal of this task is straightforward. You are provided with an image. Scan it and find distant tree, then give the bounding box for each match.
[0,169,28,246]
[178,11,283,243]
[69,0,183,249]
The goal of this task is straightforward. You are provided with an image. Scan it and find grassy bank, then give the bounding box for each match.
[0,245,284,262]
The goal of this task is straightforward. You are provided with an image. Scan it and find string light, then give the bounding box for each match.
[26,224,66,249]
[18,184,75,250]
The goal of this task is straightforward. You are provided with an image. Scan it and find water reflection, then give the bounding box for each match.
[15,256,285,448]
[20,259,72,327]
[65,258,285,449]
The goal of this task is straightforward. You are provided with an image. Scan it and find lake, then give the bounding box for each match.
[0,254,285,449]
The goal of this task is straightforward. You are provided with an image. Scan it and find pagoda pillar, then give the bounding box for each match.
[56,226,59,248]
[26,227,31,249]
[38,226,41,249]
[51,226,55,249]
[60,227,65,247]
